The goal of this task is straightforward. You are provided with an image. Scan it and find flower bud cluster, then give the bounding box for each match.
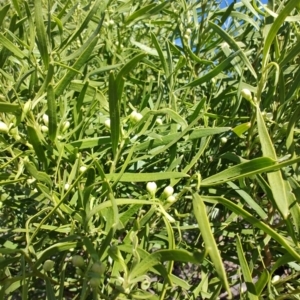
[41,114,70,136]
[130,111,143,123]
[146,182,175,202]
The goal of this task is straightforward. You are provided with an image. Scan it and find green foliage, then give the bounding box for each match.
[0,0,300,299]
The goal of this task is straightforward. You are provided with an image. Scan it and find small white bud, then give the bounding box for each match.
[104,119,111,128]
[220,137,227,144]
[0,121,9,133]
[130,111,143,123]
[146,182,157,197]
[64,183,70,191]
[163,186,174,198]
[241,89,252,101]
[42,114,49,126]
[109,19,114,25]
[156,118,163,125]
[79,166,87,173]
[134,112,143,122]
[266,112,273,120]
[41,125,48,133]
[166,195,176,203]
[61,121,70,133]
[272,275,280,283]
[183,34,189,40]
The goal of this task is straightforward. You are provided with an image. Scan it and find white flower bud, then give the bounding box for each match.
[41,125,48,133]
[166,195,176,203]
[220,137,227,144]
[79,166,87,173]
[241,89,252,101]
[61,121,70,133]
[272,275,280,283]
[183,34,189,40]
[64,183,70,191]
[109,19,114,26]
[104,119,110,129]
[130,111,137,120]
[134,112,143,122]
[156,118,163,125]
[146,182,157,197]
[42,114,49,126]
[0,121,9,133]
[130,111,143,123]
[266,112,273,120]
[163,186,174,198]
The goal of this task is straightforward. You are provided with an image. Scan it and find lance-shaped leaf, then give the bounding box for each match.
[193,192,232,297]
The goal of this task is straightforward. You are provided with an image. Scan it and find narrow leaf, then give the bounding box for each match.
[34,0,49,68]
[236,235,258,300]
[55,35,98,96]
[129,249,205,281]
[47,84,57,142]
[256,106,289,219]
[24,161,52,188]
[202,157,276,186]
[27,124,47,166]
[261,0,299,69]
[0,103,20,114]
[0,33,25,59]
[193,192,231,297]
[108,72,120,157]
[208,21,257,79]
[181,50,242,89]
[106,172,188,182]
[203,195,300,262]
